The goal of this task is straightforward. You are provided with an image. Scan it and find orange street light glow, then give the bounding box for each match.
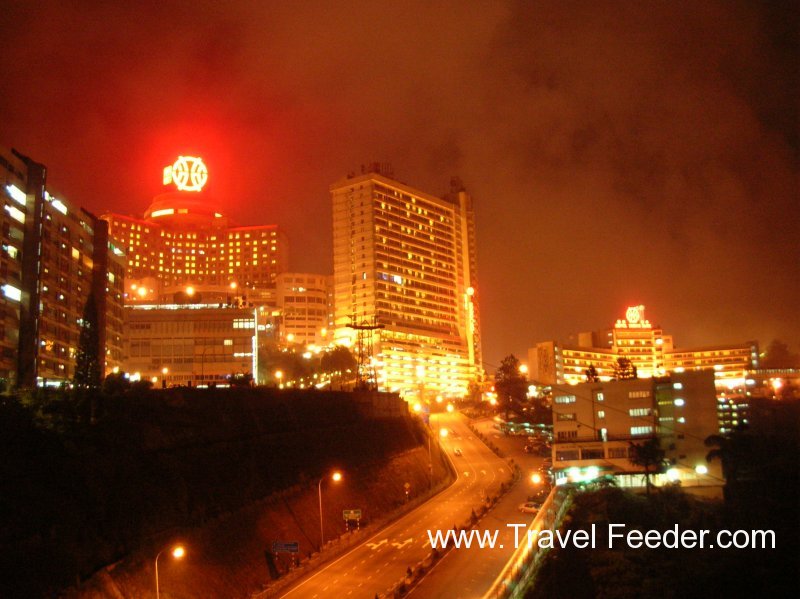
[332,471,343,482]
[172,546,185,559]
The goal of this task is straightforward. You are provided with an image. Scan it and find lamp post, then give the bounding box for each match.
[161,366,169,389]
[318,471,343,549]
[155,544,185,599]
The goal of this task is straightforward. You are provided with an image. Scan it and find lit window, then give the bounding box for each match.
[630,426,654,436]
[2,284,22,302]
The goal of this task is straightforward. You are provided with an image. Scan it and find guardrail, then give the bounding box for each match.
[482,483,578,599]
[379,418,522,598]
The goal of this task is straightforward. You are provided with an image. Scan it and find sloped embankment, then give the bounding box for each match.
[1,389,446,597]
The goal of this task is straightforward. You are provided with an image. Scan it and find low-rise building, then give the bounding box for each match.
[551,370,721,488]
[124,303,258,387]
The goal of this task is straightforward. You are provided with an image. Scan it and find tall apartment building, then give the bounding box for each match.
[1,147,125,387]
[101,156,289,304]
[331,167,482,400]
[551,370,721,488]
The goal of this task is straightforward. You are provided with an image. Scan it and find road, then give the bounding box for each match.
[279,412,510,599]
[406,418,547,598]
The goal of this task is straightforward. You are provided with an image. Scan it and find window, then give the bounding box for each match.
[556,430,578,441]
[557,412,576,421]
[597,410,605,419]
[556,449,579,461]
[673,382,683,390]
[608,447,628,458]
[594,392,604,402]
[554,395,576,404]
[581,448,604,460]
[630,426,654,436]
[629,408,653,417]
[629,390,651,399]
[674,398,685,407]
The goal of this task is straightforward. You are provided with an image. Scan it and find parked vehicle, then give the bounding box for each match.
[518,501,542,514]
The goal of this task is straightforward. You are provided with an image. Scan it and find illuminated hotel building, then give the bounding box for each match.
[103,157,334,384]
[331,167,483,400]
[1,147,125,387]
[529,305,757,388]
[101,156,288,304]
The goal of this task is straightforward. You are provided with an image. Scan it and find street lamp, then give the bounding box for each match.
[531,472,542,485]
[155,544,185,599]
[318,471,343,549]
[161,366,169,389]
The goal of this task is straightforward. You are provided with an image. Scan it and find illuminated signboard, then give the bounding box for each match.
[626,305,642,324]
[615,305,651,329]
[163,156,208,192]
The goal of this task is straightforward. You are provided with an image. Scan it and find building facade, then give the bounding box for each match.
[331,168,482,400]
[1,146,125,387]
[124,303,258,387]
[275,272,333,348]
[551,370,721,488]
[530,305,757,389]
[101,156,289,305]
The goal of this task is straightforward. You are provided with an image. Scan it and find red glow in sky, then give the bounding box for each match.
[0,1,797,365]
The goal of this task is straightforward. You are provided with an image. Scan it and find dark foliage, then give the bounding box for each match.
[0,389,417,597]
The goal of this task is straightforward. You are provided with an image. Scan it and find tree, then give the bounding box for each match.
[613,357,637,380]
[761,339,799,369]
[73,293,102,424]
[628,437,667,496]
[102,371,131,396]
[585,365,600,382]
[73,293,101,391]
[494,354,528,421]
[704,431,753,488]
[321,346,357,389]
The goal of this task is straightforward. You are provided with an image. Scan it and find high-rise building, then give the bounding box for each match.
[101,156,289,305]
[331,167,482,400]
[1,146,125,387]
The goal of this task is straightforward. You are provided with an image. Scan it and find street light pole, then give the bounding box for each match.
[155,545,185,599]
[318,471,342,550]
[155,549,162,599]
[318,477,325,549]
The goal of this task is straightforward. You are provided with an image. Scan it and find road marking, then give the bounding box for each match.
[391,538,413,550]
[366,539,388,550]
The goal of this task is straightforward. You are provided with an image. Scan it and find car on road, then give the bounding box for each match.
[453,447,463,456]
[518,501,542,514]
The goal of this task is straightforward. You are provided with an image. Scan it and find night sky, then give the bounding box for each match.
[1,1,797,368]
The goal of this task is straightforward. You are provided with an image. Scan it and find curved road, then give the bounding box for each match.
[279,412,509,599]
[407,418,546,598]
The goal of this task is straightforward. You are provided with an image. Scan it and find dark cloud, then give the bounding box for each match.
[1,0,796,366]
